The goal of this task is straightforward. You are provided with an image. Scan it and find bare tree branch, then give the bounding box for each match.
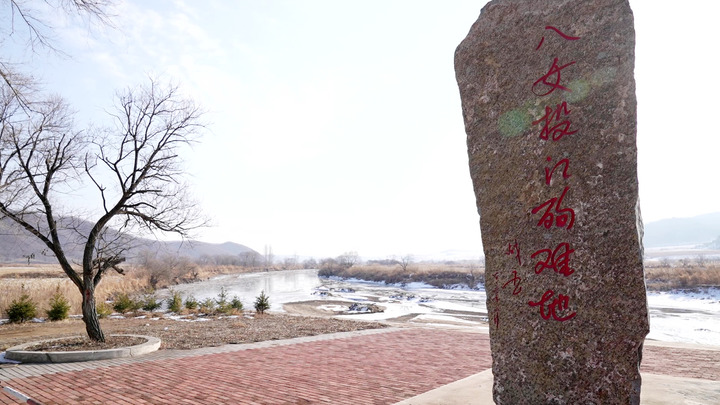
[1,0,115,108]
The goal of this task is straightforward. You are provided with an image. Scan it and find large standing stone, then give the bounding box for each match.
[454,0,649,403]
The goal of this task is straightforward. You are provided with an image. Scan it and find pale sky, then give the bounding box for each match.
[4,0,719,259]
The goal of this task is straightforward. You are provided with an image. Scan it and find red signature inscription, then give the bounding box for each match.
[506,239,522,266]
[492,272,500,327]
[528,290,577,321]
[502,270,523,295]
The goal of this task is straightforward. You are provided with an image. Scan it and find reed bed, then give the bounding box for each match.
[0,265,146,318]
[319,262,485,289]
[644,265,720,291]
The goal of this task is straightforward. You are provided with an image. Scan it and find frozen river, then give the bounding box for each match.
[162,269,720,346]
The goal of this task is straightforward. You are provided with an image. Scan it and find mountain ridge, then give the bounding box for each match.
[0,216,259,264]
[2,212,719,263]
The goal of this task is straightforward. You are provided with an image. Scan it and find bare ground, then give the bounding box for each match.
[0,312,387,352]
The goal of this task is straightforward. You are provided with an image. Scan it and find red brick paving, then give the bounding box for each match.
[1,329,490,405]
[2,329,719,404]
[641,344,720,381]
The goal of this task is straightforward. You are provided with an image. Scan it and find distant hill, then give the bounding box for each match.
[0,216,259,264]
[151,240,258,260]
[643,212,720,248]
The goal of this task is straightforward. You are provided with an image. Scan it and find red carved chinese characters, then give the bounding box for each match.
[532,186,575,230]
[526,25,580,322]
[531,242,575,277]
[533,102,578,141]
[535,26,581,50]
[528,290,577,321]
[532,58,576,96]
[544,156,571,185]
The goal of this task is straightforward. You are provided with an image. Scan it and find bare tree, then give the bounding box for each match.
[398,254,413,272]
[138,250,198,289]
[263,244,274,270]
[282,255,298,270]
[0,80,205,341]
[337,251,359,269]
[1,0,114,105]
[240,251,260,268]
[302,257,317,269]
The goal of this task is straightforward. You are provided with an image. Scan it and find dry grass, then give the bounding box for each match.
[320,261,485,289]
[194,265,262,279]
[645,265,720,291]
[0,265,146,318]
[321,261,720,292]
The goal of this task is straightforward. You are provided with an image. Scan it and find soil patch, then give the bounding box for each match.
[1,314,387,351]
[23,335,147,352]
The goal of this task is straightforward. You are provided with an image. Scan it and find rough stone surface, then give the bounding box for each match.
[454,0,649,403]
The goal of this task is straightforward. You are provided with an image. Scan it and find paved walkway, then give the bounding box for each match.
[1,327,719,404]
[1,328,490,404]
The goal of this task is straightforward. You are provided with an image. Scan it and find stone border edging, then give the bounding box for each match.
[4,335,161,364]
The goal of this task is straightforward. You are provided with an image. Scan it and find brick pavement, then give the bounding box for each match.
[1,328,719,404]
[0,328,491,405]
[641,343,720,381]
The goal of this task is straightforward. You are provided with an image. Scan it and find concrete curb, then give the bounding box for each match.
[4,335,161,364]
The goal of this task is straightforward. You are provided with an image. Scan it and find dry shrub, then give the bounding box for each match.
[136,252,199,289]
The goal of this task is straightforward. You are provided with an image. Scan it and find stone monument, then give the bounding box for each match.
[454,0,649,403]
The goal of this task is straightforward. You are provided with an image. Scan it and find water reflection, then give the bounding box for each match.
[160,269,322,311]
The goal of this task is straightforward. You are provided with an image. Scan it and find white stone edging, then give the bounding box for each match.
[5,335,161,364]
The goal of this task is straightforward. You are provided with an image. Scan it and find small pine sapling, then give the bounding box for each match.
[215,287,232,314]
[7,285,38,323]
[142,293,161,312]
[167,290,183,313]
[231,295,244,311]
[97,301,113,318]
[254,290,270,314]
[113,293,136,314]
[184,295,198,310]
[200,297,216,314]
[46,285,71,321]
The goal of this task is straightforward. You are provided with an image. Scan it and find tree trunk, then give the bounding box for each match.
[81,286,105,342]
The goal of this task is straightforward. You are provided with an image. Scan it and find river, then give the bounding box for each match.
[160,268,720,346]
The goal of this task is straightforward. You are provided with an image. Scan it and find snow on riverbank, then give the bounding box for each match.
[646,287,720,346]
